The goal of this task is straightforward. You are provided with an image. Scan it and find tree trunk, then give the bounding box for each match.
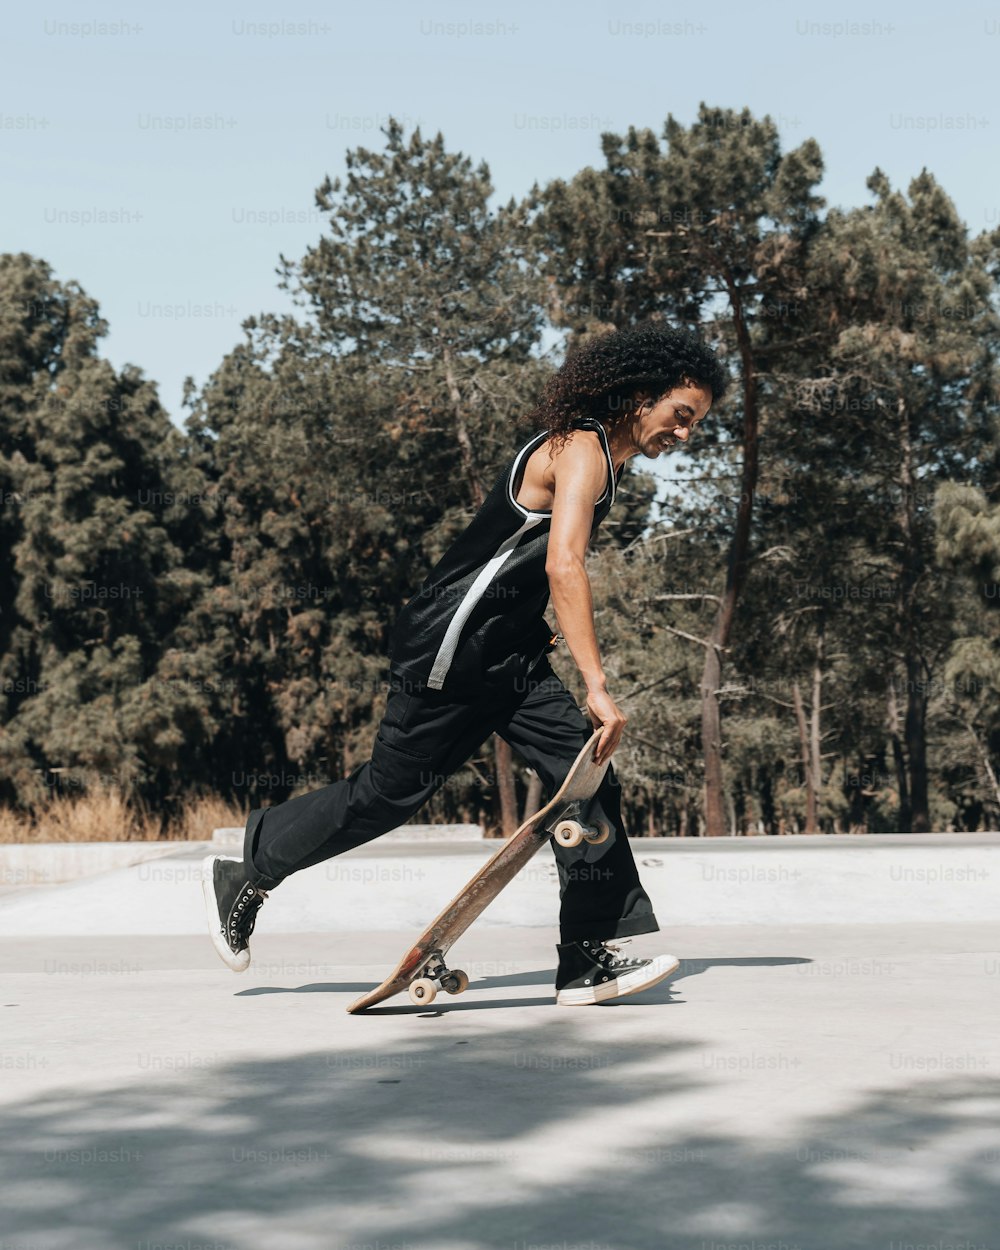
[701,644,726,837]
[896,398,930,832]
[725,786,738,837]
[492,742,517,837]
[848,756,865,832]
[792,680,815,833]
[904,656,930,832]
[888,683,911,832]
[521,768,544,826]
[809,634,823,832]
[494,736,519,837]
[699,279,759,834]
[759,766,776,836]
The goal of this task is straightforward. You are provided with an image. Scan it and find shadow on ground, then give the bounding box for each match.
[235,955,812,1007]
[2,1001,997,1250]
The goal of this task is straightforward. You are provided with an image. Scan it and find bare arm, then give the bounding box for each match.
[544,434,626,764]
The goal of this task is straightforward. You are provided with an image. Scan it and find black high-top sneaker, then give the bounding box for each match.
[555,938,679,1006]
[201,855,269,972]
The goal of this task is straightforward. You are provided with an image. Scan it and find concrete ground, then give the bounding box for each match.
[1,839,998,1250]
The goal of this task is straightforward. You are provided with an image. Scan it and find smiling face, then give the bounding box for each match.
[629,379,714,459]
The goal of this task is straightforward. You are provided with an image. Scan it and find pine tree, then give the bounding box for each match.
[783,171,1000,830]
[0,254,209,811]
[935,483,1000,824]
[183,329,460,807]
[274,119,552,832]
[531,104,825,833]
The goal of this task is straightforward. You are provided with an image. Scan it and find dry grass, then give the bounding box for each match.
[0,790,247,844]
[171,793,247,843]
[39,790,160,843]
[0,806,25,843]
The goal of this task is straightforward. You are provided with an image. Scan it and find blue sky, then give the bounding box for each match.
[3,0,998,430]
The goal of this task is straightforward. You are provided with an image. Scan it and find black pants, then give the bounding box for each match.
[242,658,658,944]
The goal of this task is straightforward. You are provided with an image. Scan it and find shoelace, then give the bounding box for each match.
[229,884,269,942]
[596,939,640,969]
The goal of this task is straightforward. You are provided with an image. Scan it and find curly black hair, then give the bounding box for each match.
[526,321,728,439]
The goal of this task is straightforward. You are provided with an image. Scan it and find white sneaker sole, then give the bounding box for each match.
[556,954,680,1006]
[201,855,251,973]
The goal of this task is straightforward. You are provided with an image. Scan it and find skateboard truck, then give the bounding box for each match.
[406,950,470,1006]
[546,796,612,849]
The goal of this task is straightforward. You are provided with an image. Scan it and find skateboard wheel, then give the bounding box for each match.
[443,969,469,995]
[583,820,611,845]
[553,819,584,848]
[408,977,438,1006]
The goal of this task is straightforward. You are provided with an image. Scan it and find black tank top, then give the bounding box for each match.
[388,419,622,697]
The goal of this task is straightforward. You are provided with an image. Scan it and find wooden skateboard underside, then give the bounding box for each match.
[347,729,609,1013]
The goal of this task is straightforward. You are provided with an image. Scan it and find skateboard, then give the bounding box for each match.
[347,728,613,1012]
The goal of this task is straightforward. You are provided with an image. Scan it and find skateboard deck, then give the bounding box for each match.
[347,728,612,1012]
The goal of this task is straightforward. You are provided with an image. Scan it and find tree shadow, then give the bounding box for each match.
[2,1006,997,1249]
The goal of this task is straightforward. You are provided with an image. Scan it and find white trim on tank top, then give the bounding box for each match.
[426,514,546,690]
[506,422,617,519]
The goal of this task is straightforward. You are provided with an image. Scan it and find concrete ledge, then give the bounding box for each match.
[0,832,997,932]
[3,831,998,897]
[0,825,488,887]
[621,832,1000,850]
[630,837,1000,924]
[0,842,181,887]
[210,823,485,846]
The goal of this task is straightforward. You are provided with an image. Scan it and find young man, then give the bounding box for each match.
[203,321,725,1005]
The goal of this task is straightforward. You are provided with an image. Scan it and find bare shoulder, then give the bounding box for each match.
[547,427,607,472]
[548,428,609,510]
